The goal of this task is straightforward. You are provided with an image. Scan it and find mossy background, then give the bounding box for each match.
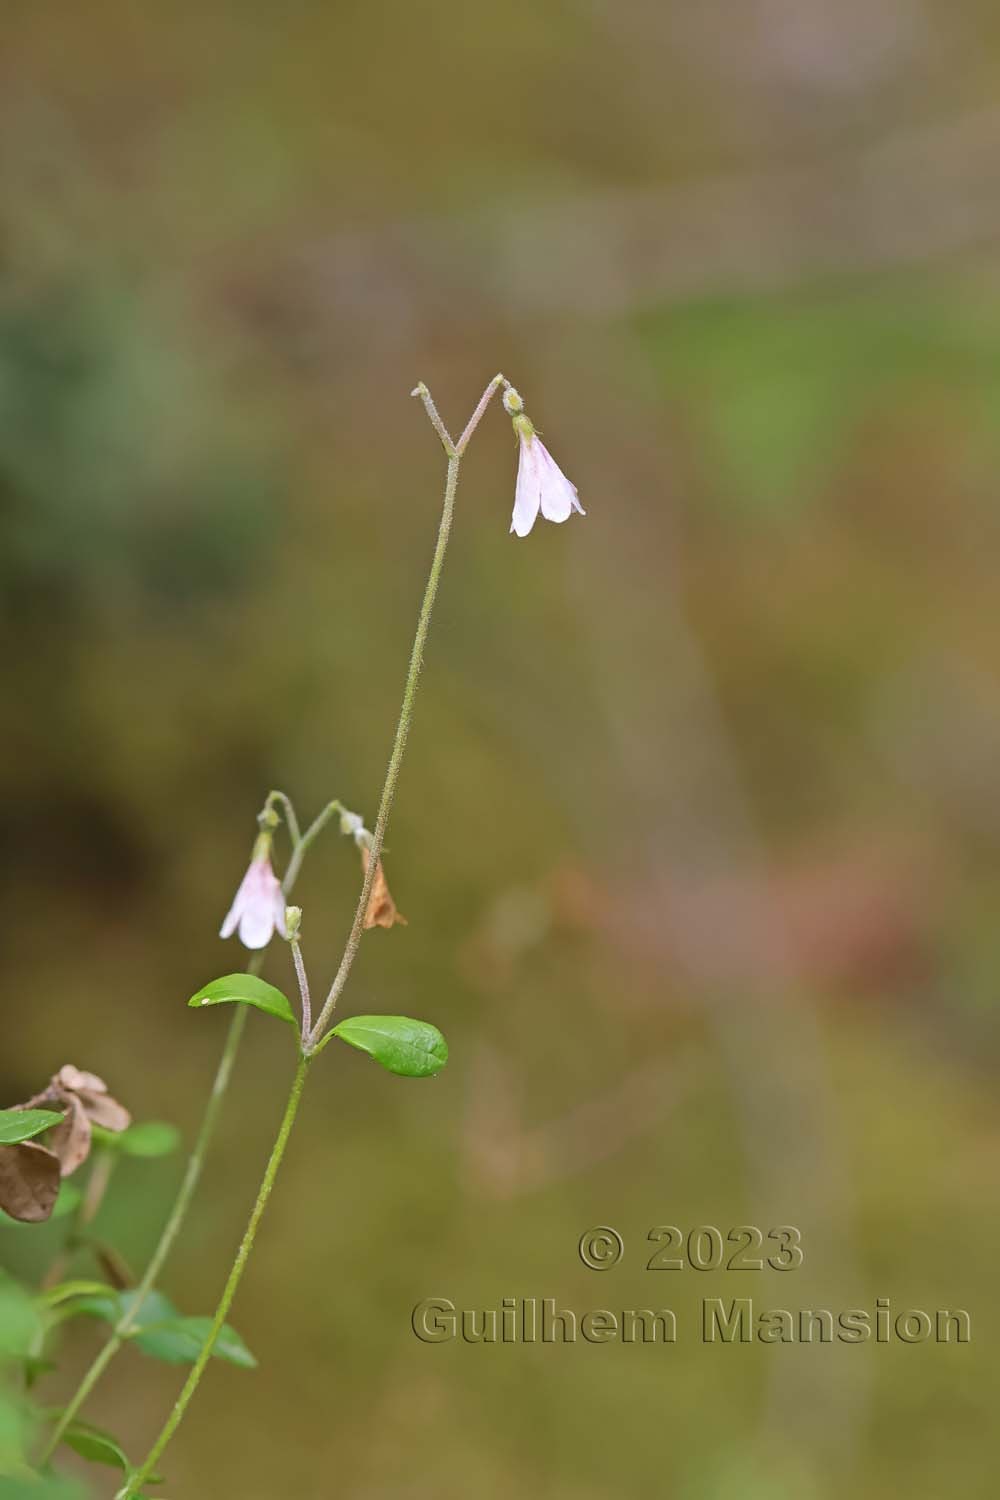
[2,3,999,1495]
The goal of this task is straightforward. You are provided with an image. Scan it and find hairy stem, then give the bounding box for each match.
[122,378,482,1487]
[39,1004,250,1464]
[40,803,314,1465]
[123,1056,311,1497]
[289,936,312,1039]
[308,447,461,1046]
[456,372,506,454]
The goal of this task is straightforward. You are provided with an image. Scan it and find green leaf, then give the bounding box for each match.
[0,1110,64,1146]
[60,1420,131,1473]
[115,1121,182,1158]
[133,1316,256,1369]
[66,1286,256,1368]
[188,973,297,1028]
[68,1288,176,1331]
[329,1015,449,1077]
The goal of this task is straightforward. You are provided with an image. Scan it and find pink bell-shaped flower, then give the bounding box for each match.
[220,835,287,949]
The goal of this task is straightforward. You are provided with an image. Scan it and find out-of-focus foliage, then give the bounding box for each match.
[2,0,999,1496]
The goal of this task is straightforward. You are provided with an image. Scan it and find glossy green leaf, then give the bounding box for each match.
[116,1121,182,1158]
[188,973,296,1027]
[0,1110,64,1146]
[329,1015,448,1077]
[133,1316,256,1369]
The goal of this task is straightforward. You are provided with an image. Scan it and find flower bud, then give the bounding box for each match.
[284,905,303,940]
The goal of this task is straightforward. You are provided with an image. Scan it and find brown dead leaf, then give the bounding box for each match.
[0,1140,62,1223]
[19,1064,132,1177]
[48,1093,92,1177]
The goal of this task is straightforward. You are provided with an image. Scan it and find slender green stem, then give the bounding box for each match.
[411,382,455,455]
[40,800,318,1465]
[283,799,344,891]
[455,372,506,454]
[122,379,483,1486]
[38,1005,249,1464]
[266,790,301,847]
[123,1056,311,1497]
[308,447,462,1047]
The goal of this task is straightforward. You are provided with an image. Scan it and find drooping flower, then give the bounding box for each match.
[504,387,585,538]
[220,833,287,949]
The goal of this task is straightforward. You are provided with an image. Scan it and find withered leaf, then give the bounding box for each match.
[16,1064,132,1178]
[48,1093,93,1177]
[361,847,408,930]
[0,1140,62,1223]
[56,1066,131,1134]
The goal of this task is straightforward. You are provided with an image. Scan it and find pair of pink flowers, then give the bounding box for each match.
[505,388,586,539]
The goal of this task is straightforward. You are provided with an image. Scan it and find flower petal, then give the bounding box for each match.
[536,440,584,524]
[510,435,542,537]
[221,854,286,948]
[237,904,274,949]
[219,866,252,939]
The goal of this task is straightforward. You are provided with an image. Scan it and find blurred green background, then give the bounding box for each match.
[2,1,999,1495]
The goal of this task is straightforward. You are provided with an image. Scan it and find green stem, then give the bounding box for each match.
[283,799,344,892]
[122,377,486,1486]
[40,798,319,1466]
[266,790,301,848]
[39,1005,249,1464]
[123,1056,311,1497]
[308,448,462,1046]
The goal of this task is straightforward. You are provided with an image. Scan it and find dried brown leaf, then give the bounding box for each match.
[361,847,408,930]
[48,1093,93,1177]
[0,1141,62,1222]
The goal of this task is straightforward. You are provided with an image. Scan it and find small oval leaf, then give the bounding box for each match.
[188,974,296,1028]
[0,1109,65,1146]
[133,1315,256,1369]
[60,1420,131,1473]
[329,1016,448,1077]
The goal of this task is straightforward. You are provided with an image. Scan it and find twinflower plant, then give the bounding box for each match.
[0,373,584,1495]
